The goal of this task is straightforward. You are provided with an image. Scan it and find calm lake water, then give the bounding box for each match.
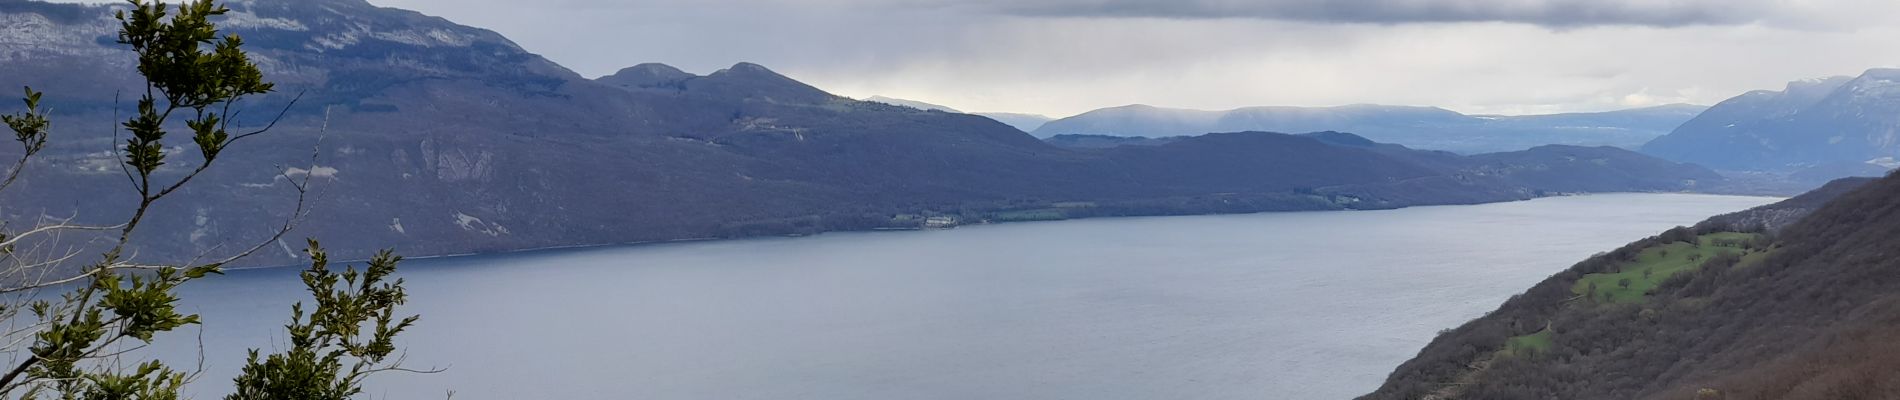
[154,194,1775,399]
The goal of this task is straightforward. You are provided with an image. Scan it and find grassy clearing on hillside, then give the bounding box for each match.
[1504,328,1554,358]
[1500,232,1765,360]
[1738,245,1779,269]
[1572,232,1761,304]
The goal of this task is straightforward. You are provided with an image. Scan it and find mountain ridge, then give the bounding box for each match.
[1642,69,1900,180]
[862,96,1056,132]
[1035,102,1709,153]
[864,95,960,112]
[0,0,1729,268]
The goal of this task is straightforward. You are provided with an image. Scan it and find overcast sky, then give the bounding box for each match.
[362,0,1900,117]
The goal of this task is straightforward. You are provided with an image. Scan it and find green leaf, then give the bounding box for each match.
[183,264,223,279]
[22,86,40,109]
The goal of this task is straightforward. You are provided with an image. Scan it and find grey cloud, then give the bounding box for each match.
[943,0,1777,28]
[352,0,1900,117]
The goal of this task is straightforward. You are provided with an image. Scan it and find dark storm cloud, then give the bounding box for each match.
[982,0,1769,27]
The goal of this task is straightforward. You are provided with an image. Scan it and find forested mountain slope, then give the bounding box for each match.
[1361,173,1900,400]
[0,0,1724,267]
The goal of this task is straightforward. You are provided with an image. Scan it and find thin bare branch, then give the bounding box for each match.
[0,221,126,250]
[111,91,136,192]
[224,90,303,147]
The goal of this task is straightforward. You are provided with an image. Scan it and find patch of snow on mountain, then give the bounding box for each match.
[371,28,475,48]
[1847,74,1900,99]
[309,30,362,50]
[452,212,509,236]
[0,14,62,45]
[221,10,307,31]
[0,13,121,62]
[284,165,339,179]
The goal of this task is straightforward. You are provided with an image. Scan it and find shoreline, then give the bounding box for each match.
[226,191,1783,272]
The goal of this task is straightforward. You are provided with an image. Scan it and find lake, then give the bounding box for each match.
[155,193,1776,399]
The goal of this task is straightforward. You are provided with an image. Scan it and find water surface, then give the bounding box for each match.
[158,194,1777,399]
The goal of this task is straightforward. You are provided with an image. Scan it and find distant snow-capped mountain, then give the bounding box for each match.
[1642,69,1900,181]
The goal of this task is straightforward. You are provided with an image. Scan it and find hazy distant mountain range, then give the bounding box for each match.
[1642,69,1900,181]
[863,96,1054,132]
[1043,134,1186,149]
[970,113,1054,132]
[0,0,1724,266]
[1032,103,1709,154]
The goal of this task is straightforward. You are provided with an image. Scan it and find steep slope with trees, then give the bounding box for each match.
[1360,174,1900,400]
